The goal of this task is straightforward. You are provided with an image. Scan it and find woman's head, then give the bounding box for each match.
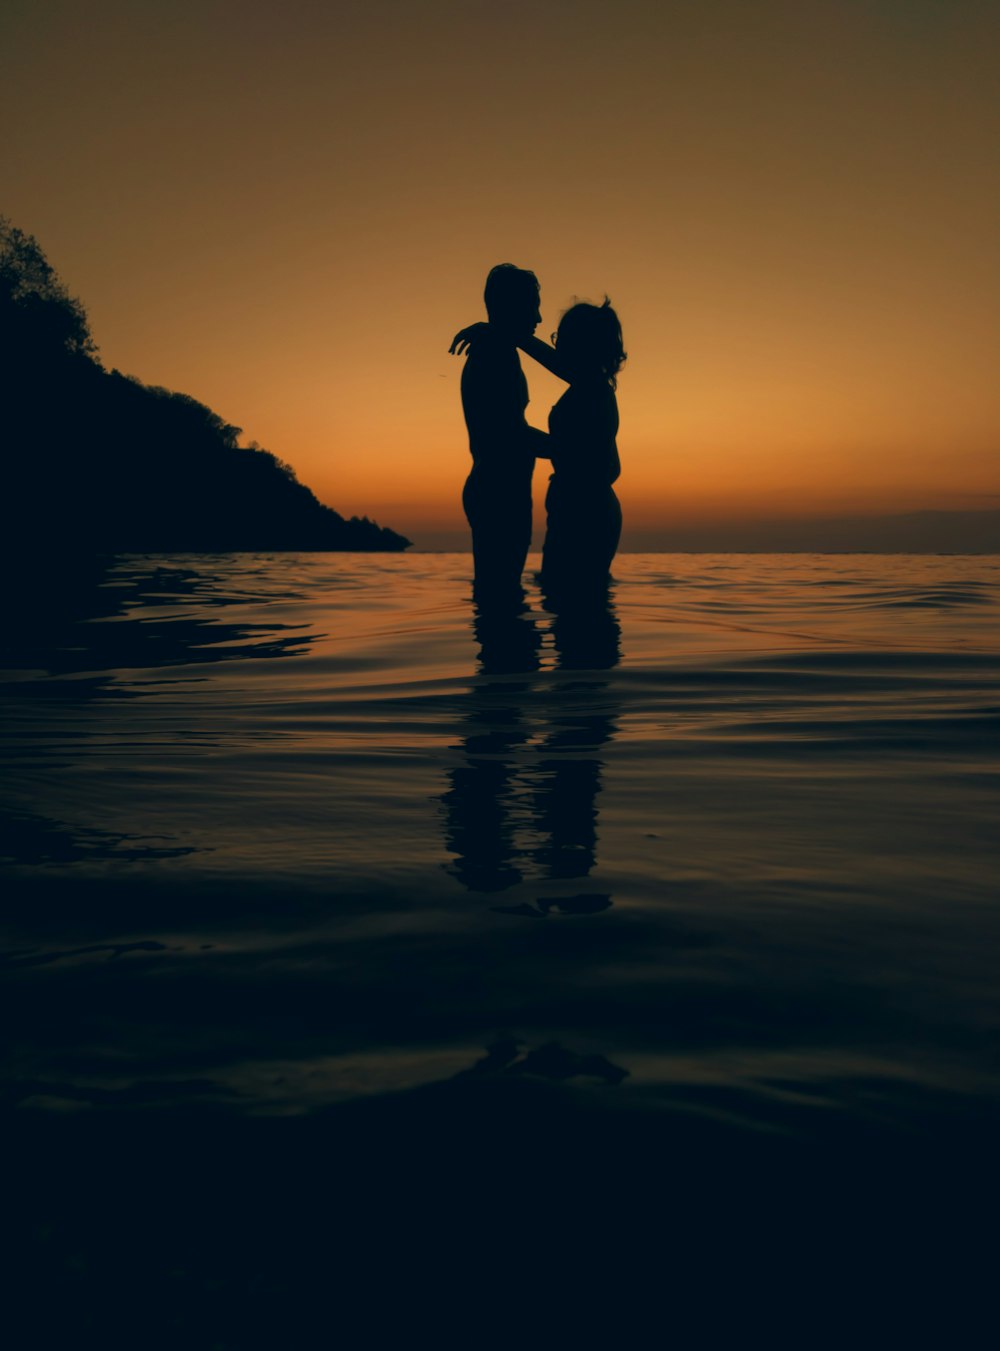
[553,300,626,387]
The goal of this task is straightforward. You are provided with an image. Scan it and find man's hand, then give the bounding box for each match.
[449,322,489,355]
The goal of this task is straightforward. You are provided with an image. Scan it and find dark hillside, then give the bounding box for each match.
[0,218,410,552]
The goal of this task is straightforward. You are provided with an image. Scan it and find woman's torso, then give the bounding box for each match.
[547,381,620,491]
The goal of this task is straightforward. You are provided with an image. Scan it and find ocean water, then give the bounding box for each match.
[3,550,1000,1136]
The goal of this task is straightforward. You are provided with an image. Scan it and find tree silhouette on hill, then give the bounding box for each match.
[0,217,410,552]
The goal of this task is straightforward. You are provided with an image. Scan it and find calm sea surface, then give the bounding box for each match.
[3,552,999,1135]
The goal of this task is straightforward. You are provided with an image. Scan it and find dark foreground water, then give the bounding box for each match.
[4,552,999,1341]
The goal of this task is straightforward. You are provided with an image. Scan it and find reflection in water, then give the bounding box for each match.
[3,551,1000,1176]
[440,589,621,898]
[1,557,315,685]
[2,557,319,867]
[491,894,613,919]
[0,809,197,867]
[455,1038,629,1086]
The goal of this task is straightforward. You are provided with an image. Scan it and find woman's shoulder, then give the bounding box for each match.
[571,380,618,427]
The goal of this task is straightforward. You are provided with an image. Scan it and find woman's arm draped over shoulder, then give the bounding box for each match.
[517,334,571,383]
[449,322,488,355]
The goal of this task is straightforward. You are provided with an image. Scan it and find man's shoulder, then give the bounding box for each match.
[465,329,518,366]
[462,343,523,404]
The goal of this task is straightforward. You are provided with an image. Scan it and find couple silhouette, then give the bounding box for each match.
[451,264,625,607]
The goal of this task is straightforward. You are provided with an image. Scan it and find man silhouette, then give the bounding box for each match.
[459,264,549,601]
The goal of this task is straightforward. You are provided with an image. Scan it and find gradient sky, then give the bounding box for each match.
[2,0,998,548]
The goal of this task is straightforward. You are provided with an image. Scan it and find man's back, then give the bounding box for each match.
[461,329,535,493]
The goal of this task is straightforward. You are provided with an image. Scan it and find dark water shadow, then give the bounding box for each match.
[1,555,316,690]
[0,939,169,970]
[6,1046,996,1347]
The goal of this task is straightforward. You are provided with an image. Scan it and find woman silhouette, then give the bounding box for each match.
[453,299,626,599]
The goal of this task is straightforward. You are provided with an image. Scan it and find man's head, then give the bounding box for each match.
[484,263,541,339]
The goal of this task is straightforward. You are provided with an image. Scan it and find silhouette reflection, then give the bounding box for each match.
[440,588,621,902]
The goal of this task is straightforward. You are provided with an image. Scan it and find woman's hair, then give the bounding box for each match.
[554,299,626,388]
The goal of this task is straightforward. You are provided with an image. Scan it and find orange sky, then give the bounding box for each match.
[2,0,998,548]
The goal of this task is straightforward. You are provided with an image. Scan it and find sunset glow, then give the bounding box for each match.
[3,0,997,547]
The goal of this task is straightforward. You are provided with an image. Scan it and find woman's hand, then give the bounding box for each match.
[449,322,489,355]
